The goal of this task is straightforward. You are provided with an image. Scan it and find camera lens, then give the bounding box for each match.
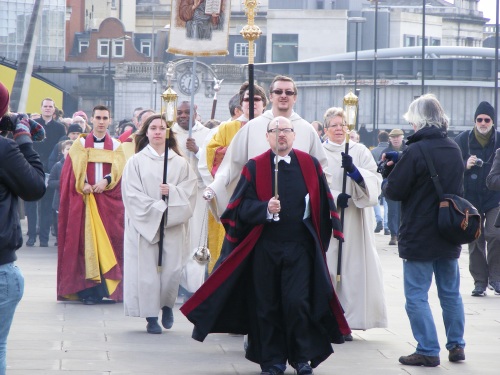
[475,159,484,167]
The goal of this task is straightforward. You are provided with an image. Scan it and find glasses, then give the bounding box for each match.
[271,89,295,96]
[267,128,294,134]
[94,116,109,121]
[326,123,344,129]
[242,97,263,102]
[476,117,491,124]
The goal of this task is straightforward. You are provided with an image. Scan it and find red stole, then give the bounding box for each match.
[85,133,113,184]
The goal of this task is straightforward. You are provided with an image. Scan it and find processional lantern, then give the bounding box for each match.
[343,90,359,141]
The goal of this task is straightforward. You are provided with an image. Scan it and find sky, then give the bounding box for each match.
[477,0,498,22]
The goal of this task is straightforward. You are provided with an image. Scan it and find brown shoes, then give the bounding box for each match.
[399,353,440,367]
[448,346,465,362]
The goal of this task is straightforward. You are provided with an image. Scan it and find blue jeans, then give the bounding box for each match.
[386,198,400,236]
[373,197,388,227]
[403,259,465,356]
[0,263,24,375]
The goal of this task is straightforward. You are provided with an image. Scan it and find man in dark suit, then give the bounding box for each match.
[181,116,349,375]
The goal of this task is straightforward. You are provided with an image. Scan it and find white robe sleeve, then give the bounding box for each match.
[122,158,168,244]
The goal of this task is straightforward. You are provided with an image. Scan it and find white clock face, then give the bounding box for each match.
[179,73,200,96]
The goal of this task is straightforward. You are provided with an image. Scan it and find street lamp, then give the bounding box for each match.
[422,0,426,95]
[348,17,366,94]
[371,0,379,136]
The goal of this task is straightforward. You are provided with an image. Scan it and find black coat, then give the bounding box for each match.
[0,138,46,264]
[454,129,500,214]
[383,126,464,261]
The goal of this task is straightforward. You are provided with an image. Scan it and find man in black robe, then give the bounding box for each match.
[181,116,350,375]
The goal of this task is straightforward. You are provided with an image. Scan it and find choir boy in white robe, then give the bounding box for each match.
[122,114,197,334]
[322,107,388,334]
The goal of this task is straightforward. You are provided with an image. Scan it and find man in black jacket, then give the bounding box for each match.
[0,81,46,375]
[454,101,500,297]
[383,94,466,367]
[24,98,66,247]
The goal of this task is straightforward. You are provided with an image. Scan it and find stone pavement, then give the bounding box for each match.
[6,222,500,374]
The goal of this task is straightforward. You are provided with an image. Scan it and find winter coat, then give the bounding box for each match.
[383,126,464,261]
[454,129,500,214]
[0,137,45,264]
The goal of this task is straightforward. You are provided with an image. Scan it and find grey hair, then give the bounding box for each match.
[323,107,346,128]
[404,94,449,131]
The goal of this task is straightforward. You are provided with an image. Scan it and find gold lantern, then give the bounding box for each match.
[343,90,359,142]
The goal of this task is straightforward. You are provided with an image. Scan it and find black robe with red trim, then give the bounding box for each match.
[180,149,350,365]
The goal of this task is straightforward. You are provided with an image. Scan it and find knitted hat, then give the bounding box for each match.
[0,81,10,117]
[67,124,83,134]
[72,110,88,122]
[389,129,404,137]
[474,101,495,124]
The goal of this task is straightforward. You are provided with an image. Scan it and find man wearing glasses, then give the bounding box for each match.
[57,105,126,305]
[203,75,328,220]
[182,116,349,375]
[454,101,500,296]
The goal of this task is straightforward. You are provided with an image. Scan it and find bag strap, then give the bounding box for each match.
[416,142,445,201]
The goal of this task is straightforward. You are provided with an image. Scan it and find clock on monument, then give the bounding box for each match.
[178,71,200,96]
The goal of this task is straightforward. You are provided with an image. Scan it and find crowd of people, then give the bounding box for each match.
[2,75,499,375]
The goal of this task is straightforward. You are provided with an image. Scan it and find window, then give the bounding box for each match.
[272,34,298,62]
[417,37,428,46]
[141,40,152,57]
[431,38,441,46]
[234,43,257,57]
[113,40,125,57]
[79,40,89,53]
[98,39,110,57]
[404,35,416,47]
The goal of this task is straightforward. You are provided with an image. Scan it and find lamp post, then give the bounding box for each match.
[421,0,426,95]
[348,17,366,93]
[495,0,499,123]
[371,0,379,136]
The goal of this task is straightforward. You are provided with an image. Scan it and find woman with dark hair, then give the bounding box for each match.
[121,114,197,334]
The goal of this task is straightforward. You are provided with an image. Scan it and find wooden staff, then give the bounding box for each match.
[273,119,280,221]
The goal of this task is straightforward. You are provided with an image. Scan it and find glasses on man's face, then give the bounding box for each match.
[242,97,263,102]
[476,117,491,124]
[271,89,295,96]
[94,116,109,121]
[177,110,190,115]
[267,128,294,134]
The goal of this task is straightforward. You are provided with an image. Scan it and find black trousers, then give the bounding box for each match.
[247,235,332,369]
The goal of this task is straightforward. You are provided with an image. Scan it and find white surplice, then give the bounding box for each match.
[323,140,388,330]
[122,146,197,317]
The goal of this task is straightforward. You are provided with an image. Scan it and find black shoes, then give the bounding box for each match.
[146,317,162,334]
[471,285,486,296]
[26,238,35,247]
[399,353,440,367]
[489,281,500,295]
[448,346,465,362]
[389,235,398,245]
[260,366,284,375]
[343,333,353,341]
[374,221,383,233]
[295,363,313,375]
[161,306,174,329]
[384,229,390,235]
[40,242,48,247]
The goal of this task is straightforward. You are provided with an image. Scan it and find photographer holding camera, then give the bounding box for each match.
[0,81,46,374]
[454,101,500,297]
[382,94,466,367]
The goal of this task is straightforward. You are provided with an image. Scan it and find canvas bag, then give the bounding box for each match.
[417,142,481,245]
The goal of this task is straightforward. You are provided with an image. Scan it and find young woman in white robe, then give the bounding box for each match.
[322,107,388,334]
[121,114,197,334]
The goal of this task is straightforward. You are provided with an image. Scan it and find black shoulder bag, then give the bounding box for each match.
[417,142,481,245]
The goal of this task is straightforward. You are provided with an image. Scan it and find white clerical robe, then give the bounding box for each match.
[208,110,329,217]
[172,122,211,250]
[122,146,197,317]
[323,140,388,330]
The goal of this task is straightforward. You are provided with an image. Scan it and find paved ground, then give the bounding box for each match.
[6,221,500,374]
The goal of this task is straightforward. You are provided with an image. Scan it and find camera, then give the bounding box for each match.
[0,115,16,132]
[377,159,394,179]
[474,158,484,167]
